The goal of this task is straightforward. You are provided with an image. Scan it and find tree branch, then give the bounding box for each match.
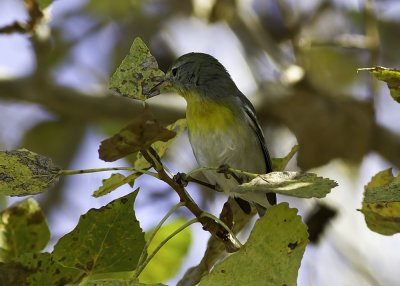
[140,148,242,253]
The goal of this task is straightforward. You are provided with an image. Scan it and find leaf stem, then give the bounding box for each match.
[135,218,198,278]
[136,201,185,270]
[59,167,158,178]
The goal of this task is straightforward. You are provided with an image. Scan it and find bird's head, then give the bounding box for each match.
[149,53,237,101]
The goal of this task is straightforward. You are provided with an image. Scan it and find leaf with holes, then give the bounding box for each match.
[109,37,164,101]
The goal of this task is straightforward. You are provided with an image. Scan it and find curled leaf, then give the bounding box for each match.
[92,173,128,197]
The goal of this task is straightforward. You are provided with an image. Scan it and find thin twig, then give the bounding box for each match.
[136,201,185,270]
[135,218,199,278]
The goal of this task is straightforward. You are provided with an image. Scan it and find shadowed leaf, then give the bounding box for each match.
[129,118,187,178]
[0,149,60,196]
[0,198,50,262]
[199,203,308,286]
[98,109,176,162]
[53,190,145,276]
[0,252,83,286]
[236,171,337,198]
[360,168,400,235]
[109,37,164,101]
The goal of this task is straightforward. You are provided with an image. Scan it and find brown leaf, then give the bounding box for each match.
[98,109,176,162]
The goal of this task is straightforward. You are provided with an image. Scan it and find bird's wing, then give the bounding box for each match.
[238,93,273,173]
[238,93,277,206]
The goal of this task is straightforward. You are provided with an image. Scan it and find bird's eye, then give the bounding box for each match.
[171,68,177,77]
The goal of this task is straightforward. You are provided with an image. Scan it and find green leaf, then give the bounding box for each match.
[0,198,50,262]
[360,168,400,235]
[98,109,176,162]
[86,0,138,18]
[37,0,53,10]
[0,149,60,196]
[271,145,299,171]
[139,218,192,284]
[199,203,308,286]
[109,37,164,101]
[93,173,129,198]
[0,252,83,285]
[358,66,400,103]
[236,171,337,198]
[53,190,146,277]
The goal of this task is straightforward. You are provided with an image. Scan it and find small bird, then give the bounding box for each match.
[150,52,276,215]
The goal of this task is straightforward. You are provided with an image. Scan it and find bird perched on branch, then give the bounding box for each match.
[149,52,276,215]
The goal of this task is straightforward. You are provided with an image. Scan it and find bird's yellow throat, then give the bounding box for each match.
[184,93,237,133]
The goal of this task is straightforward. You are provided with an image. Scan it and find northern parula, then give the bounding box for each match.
[151,52,276,215]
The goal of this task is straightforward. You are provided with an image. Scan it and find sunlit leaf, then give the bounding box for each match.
[98,109,176,162]
[53,190,146,276]
[236,171,337,199]
[0,149,60,196]
[139,218,192,283]
[359,66,400,103]
[271,145,299,171]
[360,168,400,235]
[109,37,164,101]
[199,203,308,286]
[0,252,83,285]
[0,198,50,262]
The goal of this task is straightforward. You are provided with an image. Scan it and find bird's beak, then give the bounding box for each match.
[147,74,171,99]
